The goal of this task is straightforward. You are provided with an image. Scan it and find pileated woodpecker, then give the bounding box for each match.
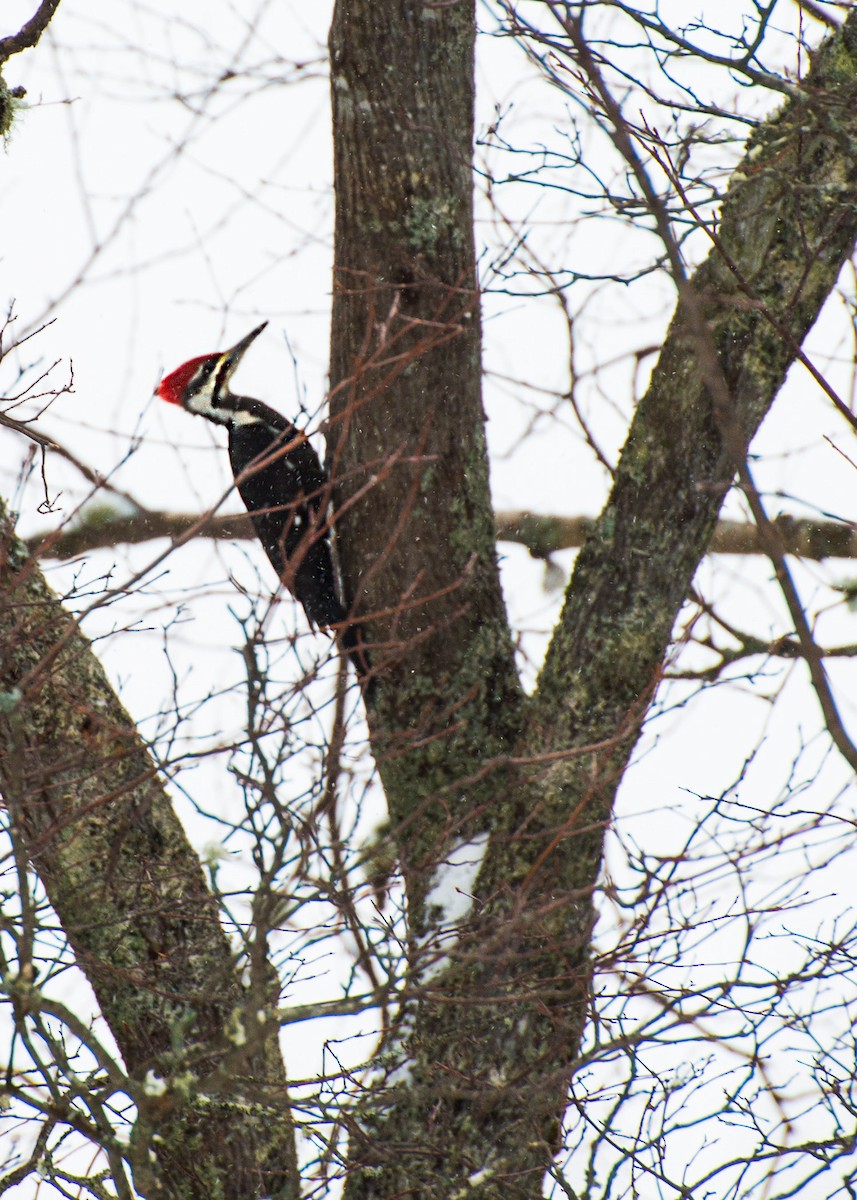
[156,322,357,654]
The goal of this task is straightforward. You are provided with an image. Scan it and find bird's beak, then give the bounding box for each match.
[215,321,268,389]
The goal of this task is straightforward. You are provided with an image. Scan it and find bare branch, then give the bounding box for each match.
[25,506,857,563]
[0,0,61,65]
[0,411,143,510]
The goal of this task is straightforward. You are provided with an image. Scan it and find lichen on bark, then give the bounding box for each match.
[328,6,857,1197]
[0,501,299,1198]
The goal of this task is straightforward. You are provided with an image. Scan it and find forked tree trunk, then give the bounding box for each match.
[328,5,857,1196]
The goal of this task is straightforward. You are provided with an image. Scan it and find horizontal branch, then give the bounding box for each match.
[25,506,857,562]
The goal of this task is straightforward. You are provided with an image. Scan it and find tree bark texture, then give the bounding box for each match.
[329,7,857,1198]
[0,506,299,1200]
[328,0,525,886]
[31,505,857,565]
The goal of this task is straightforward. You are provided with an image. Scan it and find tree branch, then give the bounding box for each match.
[25,505,857,562]
[0,0,62,65]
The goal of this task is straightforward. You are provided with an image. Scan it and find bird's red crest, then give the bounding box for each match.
[156,354,213,405]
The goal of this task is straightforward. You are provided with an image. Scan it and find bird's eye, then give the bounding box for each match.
[187,365,216,401]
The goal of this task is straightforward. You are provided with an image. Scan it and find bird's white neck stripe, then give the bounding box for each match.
[230,408,263,426]
[185,393,264,428]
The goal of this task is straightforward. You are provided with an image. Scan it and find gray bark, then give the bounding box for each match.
[327,5,857,1197]
[0,504,299,1199]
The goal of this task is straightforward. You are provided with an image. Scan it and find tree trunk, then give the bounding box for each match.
[329,6,857,1197]
[0,505,299,1199]
[328,0,524,890]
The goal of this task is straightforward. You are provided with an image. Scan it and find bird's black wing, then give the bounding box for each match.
[228,421,345,629]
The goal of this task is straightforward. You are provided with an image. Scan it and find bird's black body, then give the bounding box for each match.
[227,407,346,629]
[156,323,362,660]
